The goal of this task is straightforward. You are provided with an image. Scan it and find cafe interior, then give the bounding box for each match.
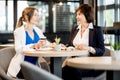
[0,0,120,80]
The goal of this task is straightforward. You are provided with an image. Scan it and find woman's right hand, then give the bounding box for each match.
[33,40,46,49]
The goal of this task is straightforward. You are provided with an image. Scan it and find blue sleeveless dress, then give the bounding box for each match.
[24,29,40,65]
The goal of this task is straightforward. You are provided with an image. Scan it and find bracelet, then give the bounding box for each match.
[88,47,96,54]
[88,47,92,52]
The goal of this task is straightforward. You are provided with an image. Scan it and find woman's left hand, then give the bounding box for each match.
[33,40,46,49]
[38,39,46,47]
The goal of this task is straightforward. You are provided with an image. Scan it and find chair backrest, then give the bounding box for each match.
[0,46,16,80]
[103,48,111,56]
[0,47,15,73]
[21,61,62,80]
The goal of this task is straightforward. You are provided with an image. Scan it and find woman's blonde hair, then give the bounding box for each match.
[16,7,38,28]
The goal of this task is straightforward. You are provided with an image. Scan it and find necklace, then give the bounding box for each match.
[80,27,88,38]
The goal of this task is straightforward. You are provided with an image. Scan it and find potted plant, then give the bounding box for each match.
[112,43,120,50]
[55,36,61,45]
[111,43,120,60]
[54,36,61,51]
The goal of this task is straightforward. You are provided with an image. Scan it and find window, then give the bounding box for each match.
[0,1,13,32]
[53,2,79,32]
[0,1,5,31]
[17,1,48,32]
[17,1,80,33]
[0,1,80,33]
[97,0,120,46]
[17,1,28,21]
[97,0,120,27]
[8,1,14,31]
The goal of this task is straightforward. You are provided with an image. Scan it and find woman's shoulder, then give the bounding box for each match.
[93,25,103,34]
[93,25,103,31]
[33,26,42,31]
[14,26,24,33]
[93,25,103,28]
[73,25,78,28]
[33,26,43,35]
[72,25,78,31]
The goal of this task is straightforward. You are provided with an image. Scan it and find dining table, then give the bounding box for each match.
[23,49,88,77]
[66,56,120,80]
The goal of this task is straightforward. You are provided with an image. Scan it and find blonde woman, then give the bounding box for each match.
[7,7,52,78]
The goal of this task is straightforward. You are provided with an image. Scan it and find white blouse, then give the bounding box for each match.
[73,23,95,54]
[73,23,93,46]
[73,26,89,46]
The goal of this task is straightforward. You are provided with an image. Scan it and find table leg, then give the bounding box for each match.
[50,57,62,77]
[106,71,120,80]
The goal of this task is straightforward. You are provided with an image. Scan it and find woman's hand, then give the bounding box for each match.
[49,42,56,48]
[75,44,96,53]
[75,44,89,50]
[60,44,67,50]
[33,40,46,49]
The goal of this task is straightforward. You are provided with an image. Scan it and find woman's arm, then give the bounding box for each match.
[90,27,105,56]
[14,27,35,54]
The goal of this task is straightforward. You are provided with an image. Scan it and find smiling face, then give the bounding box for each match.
[76,10,87,25]
[75,4,94,24]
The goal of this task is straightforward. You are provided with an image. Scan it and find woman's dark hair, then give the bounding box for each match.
[16,7,38,28]
[76,4,94,23]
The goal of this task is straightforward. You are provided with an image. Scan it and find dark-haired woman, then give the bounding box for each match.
[62,4,105,80]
